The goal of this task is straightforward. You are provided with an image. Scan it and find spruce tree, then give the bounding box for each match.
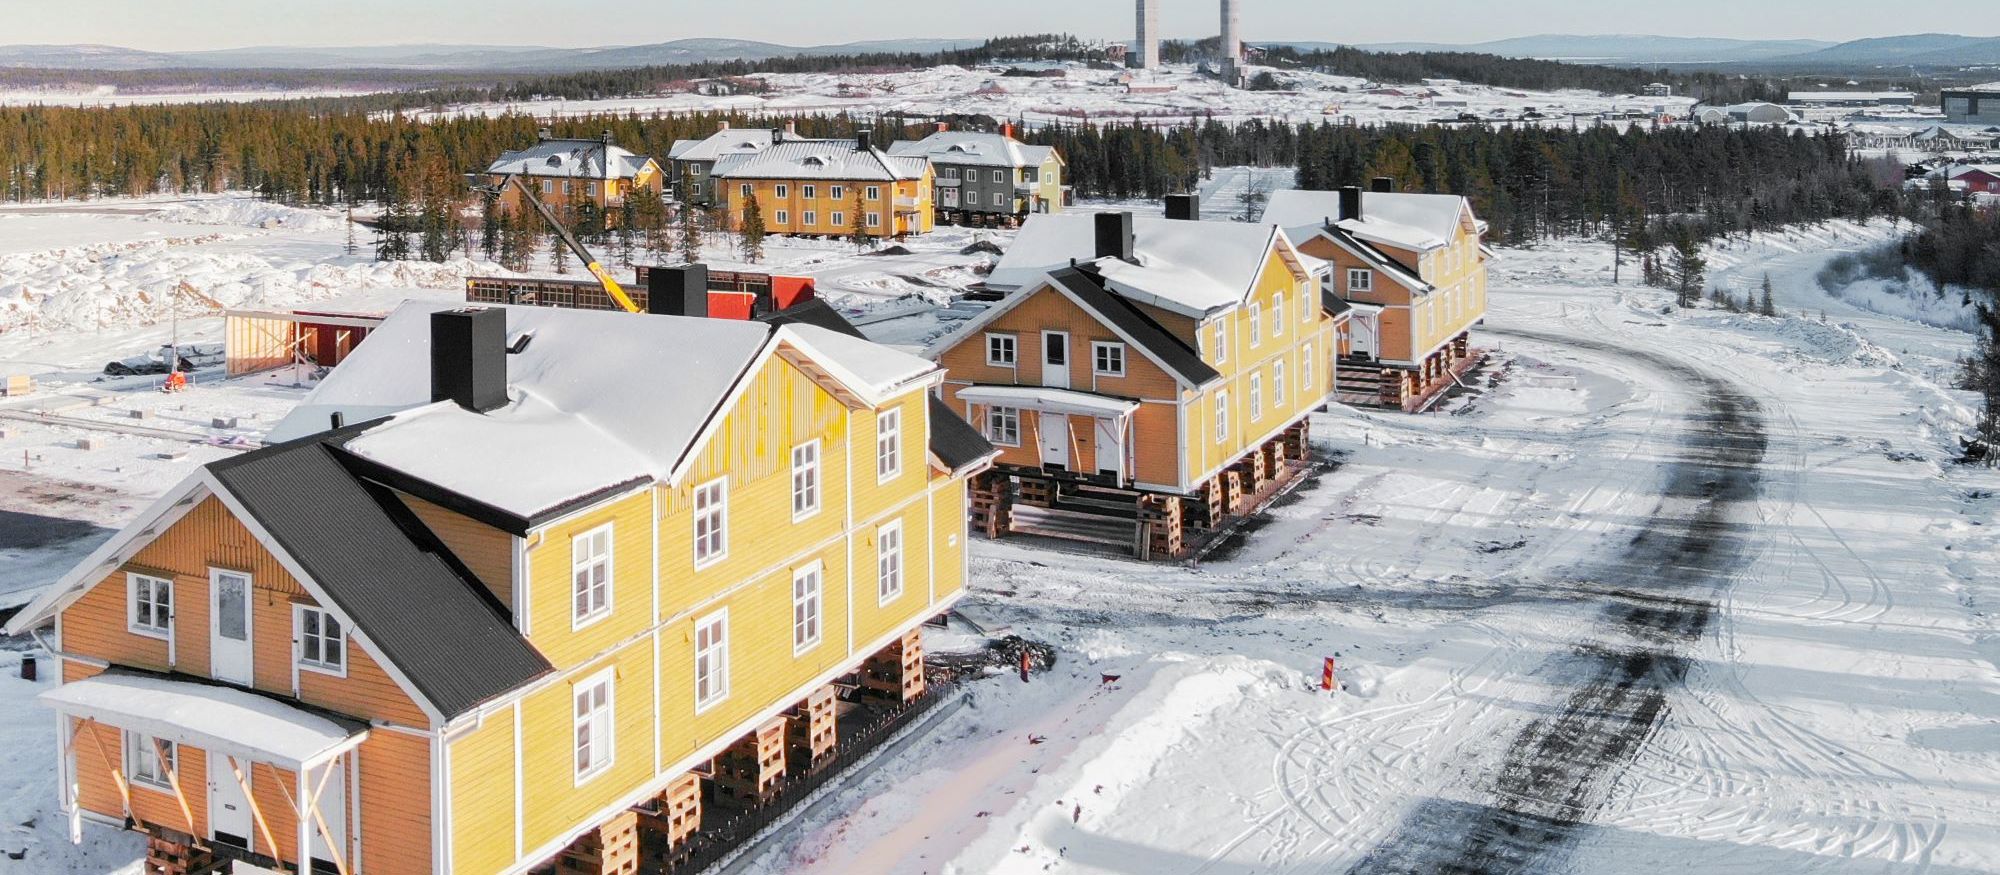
[739,196,766,264]
[679,206,703,264]
[344,206,358,257]
[850,190,875,251]
[480,196,500,262]
[1668,225,1706,307]
[1759,273,1777,316]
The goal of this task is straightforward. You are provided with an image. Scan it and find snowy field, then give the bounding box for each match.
[403,63,1699,130]
[0,88,384,107]
[2,194,1998,873]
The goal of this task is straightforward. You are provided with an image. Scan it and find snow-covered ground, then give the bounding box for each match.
[403,63,1698,130]
[2,197,1997,873]
[0,88,383,107]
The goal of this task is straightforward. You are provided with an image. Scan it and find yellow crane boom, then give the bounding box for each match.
[476,173,642,314]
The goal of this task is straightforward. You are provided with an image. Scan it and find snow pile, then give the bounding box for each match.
[150,198,350,234]
[0,238,490,334]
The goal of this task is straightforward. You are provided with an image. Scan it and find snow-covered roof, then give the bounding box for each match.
[485,137,654,180]
[956,384,1140,418]
[42,670,366,770]
[988,213,1294,317]
[1947,164,2000,178]
[887,131,1058,169]
[711,140,926,182]
[269,302,937,520]
[669,128,777,163]
[1786,92,1914,103]
[1261,189,1476,254]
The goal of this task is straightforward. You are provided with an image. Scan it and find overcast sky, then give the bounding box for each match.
[3,0,1985,51]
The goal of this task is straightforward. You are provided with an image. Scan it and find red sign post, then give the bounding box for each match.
[1321,656,1337,692]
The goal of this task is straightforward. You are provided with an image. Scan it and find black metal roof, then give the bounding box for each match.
[756,298,867,339]
[1322,289,1352,316]
[1047,266,1222,388]
[207,431,552,721]
[927,395,997,473]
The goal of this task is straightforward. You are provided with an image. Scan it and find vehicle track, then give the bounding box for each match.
[1339,328,1769,875]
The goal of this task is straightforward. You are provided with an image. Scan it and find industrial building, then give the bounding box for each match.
[1943,84,2000,125]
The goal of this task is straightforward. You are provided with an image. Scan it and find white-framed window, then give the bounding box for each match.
[831,211,845,228]
[1272,361,1286,406]
[875,409,902,482]
[791,441,821,521]
[739,183,753,198]
[802,184,816,199]
[987,406,1021,446]
[865,185,881,200]
[542,180,554,194]
[1215,391,1230,443]
[128,573,171,637]
[573,669,614,782]
[792,563,823,655]
[1348,268,1372,293]
[876,520,904,604]
[124,731,175,791]
[694,478,728,568]
[1248,302,1262,346]
[993,192,1006,207]
[1250,373,1263,419]
[831,185,845,200]
[1212,322,1228,363]
[986,333,1017,366]
[866,212,881,228]
[774,183,789,198]
[1092,341,1126,377]
[1301,343,1314,389]
[942,167,958,179]
[774,210,789,225]
[992,169,1005,183]
[694,611,729,712]
[571,524,613,626]
[802,210,817,226]
[1272,292,1286,336]
[295,604,346,674]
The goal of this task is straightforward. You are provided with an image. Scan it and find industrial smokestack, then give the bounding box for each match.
[1221,0,1242,83]
[1131,0,1160,69]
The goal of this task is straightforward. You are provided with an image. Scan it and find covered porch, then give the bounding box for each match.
[955,384,1139,485]
[44,669,369,875]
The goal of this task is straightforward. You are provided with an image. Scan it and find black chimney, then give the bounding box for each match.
[1164,193,1200,221]
[1337,185,1363,222]
[430,308,508,414]
[1370,176,1395,193]
[648,264,710,318]
[771,126,784,144]
[856,130,873,152]
[1094,211,1135,263]
[601,129,613,146]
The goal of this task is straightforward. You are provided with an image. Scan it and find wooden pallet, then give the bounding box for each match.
[1136,494,1184,560]
[969,472,1012,539]
[555,809,640,875]
[788,686,839,770]
[861,628,925,704]
[661,772,702,849]
[713,716,788,808]
[142,834,215,875]
[1017,478,1054,508]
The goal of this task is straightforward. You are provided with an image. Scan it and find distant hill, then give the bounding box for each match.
[0,38,990,72]
[1308,32,2000,68]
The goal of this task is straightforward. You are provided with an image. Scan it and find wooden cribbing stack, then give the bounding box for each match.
[788,686,839,773]
[861,629,925,704]
[142,832,214,875]
[712,716,788,808]
[555,809,639,875]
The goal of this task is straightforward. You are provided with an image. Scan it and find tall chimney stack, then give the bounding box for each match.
[1094,212,1136,263]
[1337,186,1362,223]
[648,264,710,318]
[431,308,508,414]
[1220,0,1242,84]
[1131,0,1160,69]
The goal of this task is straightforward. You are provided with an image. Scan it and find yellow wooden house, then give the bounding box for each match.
[483,130,665,219]
[928,207,1334,558]
[704,129,934,239]
[5,303,995,875]
[1263,179,1491,409]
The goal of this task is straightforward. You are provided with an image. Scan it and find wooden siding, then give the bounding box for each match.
[518,645,656,855]
[521,488,654,670]
[1182,247,1333,483]
[1299,207,1487,366]
[449,714,519,875]
[722,169,933,238]
[399,493,516,613]
[358,729,434,875]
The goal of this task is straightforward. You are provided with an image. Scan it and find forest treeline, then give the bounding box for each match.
[0,100,1895,251]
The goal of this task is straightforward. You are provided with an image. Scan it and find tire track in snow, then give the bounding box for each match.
[1339,328,1769,875]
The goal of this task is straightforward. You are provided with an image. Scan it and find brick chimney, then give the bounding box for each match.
[936,121,949,133]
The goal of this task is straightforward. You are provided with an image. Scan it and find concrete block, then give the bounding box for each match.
[74,438,95,450]
[128,409,150,420]
[211,417,238,429]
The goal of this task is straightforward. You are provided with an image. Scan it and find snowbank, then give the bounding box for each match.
[150,198,350,234]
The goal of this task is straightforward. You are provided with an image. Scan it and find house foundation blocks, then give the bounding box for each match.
[712,716,788,808]
[1136,494,1184,559]
[555,809,640,875]
[142,832,215,875]
[969,471,1013,539]
[861,628,926,704]
[789,685,839,772]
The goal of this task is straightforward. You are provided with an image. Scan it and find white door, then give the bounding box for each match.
[209,570,253,686]
[303,758,347,868]
[1093,416,1126,480]
[208,752,254,850]
[1041,332,1070,389]
[1351,313,1379,359]
[941,186,959,208]
[1037,412,1070,469]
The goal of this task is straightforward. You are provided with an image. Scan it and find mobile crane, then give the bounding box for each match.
[472,173,643,314]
